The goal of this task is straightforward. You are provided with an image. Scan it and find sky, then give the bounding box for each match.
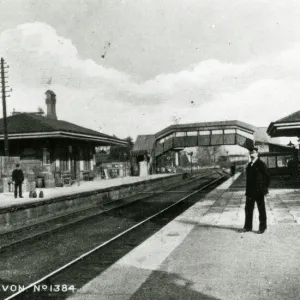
[1,0,300,143]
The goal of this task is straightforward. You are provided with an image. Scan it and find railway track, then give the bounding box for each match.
[0,170,218,252]
[2,171,227,300]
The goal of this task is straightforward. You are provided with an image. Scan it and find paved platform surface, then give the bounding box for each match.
[0,174,173,208]
[68,173,300,300]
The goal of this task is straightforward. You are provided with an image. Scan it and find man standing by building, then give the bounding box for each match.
[12,163,24,198]
[240,147,270,234]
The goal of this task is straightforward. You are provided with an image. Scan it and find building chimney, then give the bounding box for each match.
[45,90,57,120]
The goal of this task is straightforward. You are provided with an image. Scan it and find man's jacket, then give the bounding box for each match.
[246,159,270,197]
[12,169,24,184]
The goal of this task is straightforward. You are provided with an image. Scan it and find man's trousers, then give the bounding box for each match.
[14,182,22,198]
[244,193,267,231]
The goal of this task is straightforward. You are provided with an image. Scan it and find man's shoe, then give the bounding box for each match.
[258,229,266,234]
[19,196,24,198]
[239,228,251,233]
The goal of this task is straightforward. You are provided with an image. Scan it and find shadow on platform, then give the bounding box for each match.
[177,219,241,233]
[130,270,221,300]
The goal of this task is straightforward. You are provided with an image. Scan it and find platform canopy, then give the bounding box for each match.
[0,113,127,146]
[267,110,300,138]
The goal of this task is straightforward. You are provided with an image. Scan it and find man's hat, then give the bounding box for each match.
[249,147,258,152]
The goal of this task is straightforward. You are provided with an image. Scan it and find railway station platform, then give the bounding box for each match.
[0,173,195,235]
[68,173,300,300]
[0,174,174,208]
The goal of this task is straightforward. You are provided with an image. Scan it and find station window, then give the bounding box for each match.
[83,148,90,170]
[60,151,69,172]
[60,159,69,171]
[84,160,90,170]
[277,156,288,168]
[268,157,276,168]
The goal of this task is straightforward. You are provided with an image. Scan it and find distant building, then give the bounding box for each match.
[131,135,156,175]
[254,127,291,153]
[267,111,300,176]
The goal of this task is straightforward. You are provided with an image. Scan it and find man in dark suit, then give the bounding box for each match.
[12,163,24,198]
[240,147,270,234]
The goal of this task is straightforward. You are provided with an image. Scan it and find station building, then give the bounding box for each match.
[254,126,294,174]
[267,110,300,145]
[131,135,156,176]
[267,110,300,176]
[0,90,127,188]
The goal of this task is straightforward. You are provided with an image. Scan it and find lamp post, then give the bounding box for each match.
[188,151,193,174]
[167,156,171,173]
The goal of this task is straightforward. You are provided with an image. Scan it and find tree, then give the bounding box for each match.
[108,136,134,162]
[125,136,134,150]
[195,146,221,166]
[179,151,190,167]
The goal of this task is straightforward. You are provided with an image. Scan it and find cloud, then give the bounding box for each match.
[1,22,300,139]
[0,22,131,86]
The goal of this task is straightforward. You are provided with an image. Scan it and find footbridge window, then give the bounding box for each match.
[224,129,236,134]
[186,131,198,136]
[164,133,175,140]
[198,130,210,145]
[224,129,236,144]
[173,132,186,148]
[186,131,198,147]
[175,132,186,137]
[211,129,223,145]
[158,138,165,144]
[199,130,210,135]
[211,130,223,135]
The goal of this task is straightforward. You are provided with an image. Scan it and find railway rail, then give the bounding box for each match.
[2,171,227,300]
[0,170,218,252]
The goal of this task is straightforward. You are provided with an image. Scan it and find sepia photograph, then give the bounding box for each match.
[0,0,300,299]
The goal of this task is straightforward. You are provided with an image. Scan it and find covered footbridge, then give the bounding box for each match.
[132,120,255,174]
[154,120,255,157]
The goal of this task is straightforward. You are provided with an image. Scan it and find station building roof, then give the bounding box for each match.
[0,113,127,146]
[267,110,300,137]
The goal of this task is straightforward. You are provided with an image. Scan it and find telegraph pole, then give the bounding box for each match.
[0,57,12,156]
